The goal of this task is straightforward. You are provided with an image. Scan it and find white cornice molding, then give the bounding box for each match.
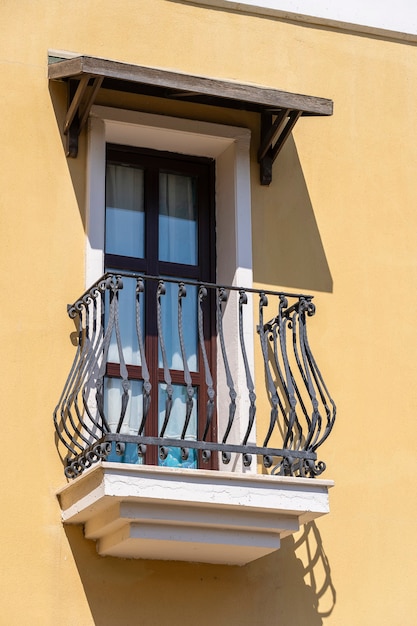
[185,1,417,43]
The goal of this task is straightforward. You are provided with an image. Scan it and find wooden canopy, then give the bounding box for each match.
[49,55,333,184]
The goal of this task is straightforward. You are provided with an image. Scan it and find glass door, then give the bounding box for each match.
[104,145,216,468]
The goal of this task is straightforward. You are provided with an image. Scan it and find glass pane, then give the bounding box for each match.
[104,378,144,465]
[106,163,145,258]
[159,172,198,265]
[107,276,144,366]
[158,281,198,372]
[158,383,198,469]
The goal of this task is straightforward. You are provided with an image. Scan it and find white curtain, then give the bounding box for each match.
[106,164,144,258]
[159,172,197,265]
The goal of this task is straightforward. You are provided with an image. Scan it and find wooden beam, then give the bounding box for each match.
[49,55,333,117]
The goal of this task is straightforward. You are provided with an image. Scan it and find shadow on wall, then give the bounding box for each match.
[48,81,88,231]
[252,135,333,294]
[64,520,335,626]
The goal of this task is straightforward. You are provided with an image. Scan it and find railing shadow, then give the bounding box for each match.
[245,521,336,625]
[293,521,337,620]
[64,518,335,626]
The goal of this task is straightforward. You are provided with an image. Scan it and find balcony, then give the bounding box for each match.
[54,273,336,564]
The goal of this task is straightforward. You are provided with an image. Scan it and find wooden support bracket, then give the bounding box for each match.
[259,110,302,185]
[64,76,103,157]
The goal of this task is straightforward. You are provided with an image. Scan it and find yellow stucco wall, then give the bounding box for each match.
[1,1,417,624]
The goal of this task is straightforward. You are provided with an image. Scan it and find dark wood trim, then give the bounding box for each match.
[106,363,204,387]
[108,143,214,167]
[49,55,333,116]
[104,254,147,273]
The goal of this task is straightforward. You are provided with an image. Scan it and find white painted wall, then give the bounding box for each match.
[187,0,417,38]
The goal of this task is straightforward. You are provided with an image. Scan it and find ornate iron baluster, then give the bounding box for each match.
[64,294,102,456]
[198,285,215,463]
[80,294,106,439]
[95,276,129,455]
[286,302,314,454]
[297,298,336,475]
[177,282,194,461]
[76,288,111,446]
[69,300,103,474]
[217,287,237,464]
[95,277,116,430]
[291,299,320,476]
[269,308,300,447]
[135,277,151,458]
[275,314,305,456]
[54,301,86,460]
[278,297,298,446]
[303,327,336,451]
[277,296,301,476]
[258,293,280,468]
[113,289,130,439]
[157,280,173,461]
[238,289,256,467]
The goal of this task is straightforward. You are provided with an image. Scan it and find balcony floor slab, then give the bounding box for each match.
[57,462,333,565]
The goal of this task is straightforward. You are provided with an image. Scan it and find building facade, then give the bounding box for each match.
[1,1,417,624]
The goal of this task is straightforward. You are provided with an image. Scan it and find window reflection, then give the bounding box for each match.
[159,172,197,265]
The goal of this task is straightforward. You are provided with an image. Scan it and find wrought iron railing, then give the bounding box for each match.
[54,273,336,479]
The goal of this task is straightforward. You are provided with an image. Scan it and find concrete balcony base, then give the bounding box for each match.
[57,462,333,565]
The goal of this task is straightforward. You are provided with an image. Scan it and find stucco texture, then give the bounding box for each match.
[1,1,417,624]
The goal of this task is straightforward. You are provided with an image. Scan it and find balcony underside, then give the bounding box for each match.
[58,462,333,565]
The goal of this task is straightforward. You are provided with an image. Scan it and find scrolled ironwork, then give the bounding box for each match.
[238,289,256,454]
[258,292,281,449]
[157,280,174,439]
[137,443,147,457]
[136,277,151,435]
[198,285,215,444]
[177,282,195,441]
[242,453,252,467]
[217,288,237,449]
[202,449,211,463]
[115,442,126,456]
[222,451,231,464]
[54,272,336,479]
[159,446,169,461]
